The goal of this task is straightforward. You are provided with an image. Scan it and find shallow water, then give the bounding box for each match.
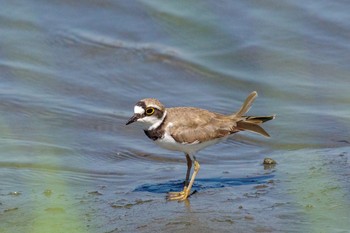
[1,1,350,232]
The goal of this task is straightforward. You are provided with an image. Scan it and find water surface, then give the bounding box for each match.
[1,1,350,232]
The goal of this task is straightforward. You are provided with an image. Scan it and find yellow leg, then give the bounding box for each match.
[167,154,192,199]
[167,159,200,201]
[185,154,192,187]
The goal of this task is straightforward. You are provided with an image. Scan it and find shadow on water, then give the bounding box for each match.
[134,174,274,193]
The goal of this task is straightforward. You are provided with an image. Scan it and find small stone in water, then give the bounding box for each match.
[43,189,53,197]
[9,191,21,196]
[263,158,277,165]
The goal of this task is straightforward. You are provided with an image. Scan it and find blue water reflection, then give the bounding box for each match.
[134,175,274,193]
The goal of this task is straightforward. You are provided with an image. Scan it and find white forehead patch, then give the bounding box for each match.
[134,105,145,114]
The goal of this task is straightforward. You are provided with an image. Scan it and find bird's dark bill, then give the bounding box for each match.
[126,114,140,125]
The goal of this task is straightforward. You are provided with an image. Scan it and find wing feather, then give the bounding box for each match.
[166,108,238,144]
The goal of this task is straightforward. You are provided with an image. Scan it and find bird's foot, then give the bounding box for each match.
[166,186,190,201]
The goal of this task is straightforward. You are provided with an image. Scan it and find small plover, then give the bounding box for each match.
[126,91,275,201]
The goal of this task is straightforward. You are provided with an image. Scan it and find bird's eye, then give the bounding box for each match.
[145,108,155,115]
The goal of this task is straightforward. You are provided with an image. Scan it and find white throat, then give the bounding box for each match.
[149,110,167,130]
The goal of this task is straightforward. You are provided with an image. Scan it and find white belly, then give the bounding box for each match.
[154,132,222,155]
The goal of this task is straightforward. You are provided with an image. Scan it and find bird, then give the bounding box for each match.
[126,91,275,201]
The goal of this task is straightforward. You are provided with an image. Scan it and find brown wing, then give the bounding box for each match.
[165,107,239,144]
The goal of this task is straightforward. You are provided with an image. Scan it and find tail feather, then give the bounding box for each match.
[245,115,276,124]
[232,92,275,137]
[233,91,257,118]
[237,121,271,137]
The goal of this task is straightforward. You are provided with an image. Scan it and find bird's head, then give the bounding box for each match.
[126,98,166,130]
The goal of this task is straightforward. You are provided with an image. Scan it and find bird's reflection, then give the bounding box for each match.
[134,174,274,194]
